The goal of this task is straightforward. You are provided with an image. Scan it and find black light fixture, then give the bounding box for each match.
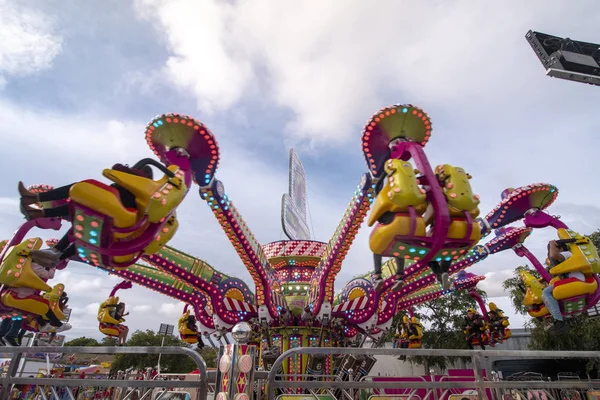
[526,30,600,86]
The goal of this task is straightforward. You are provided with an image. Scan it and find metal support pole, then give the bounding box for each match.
[0,352,23,400]
[65,386,76,400]
[157,335,166,375]
[431,367,439,400]
[50,386,60,400]
[471,353,488,400]
[45,353,51,378]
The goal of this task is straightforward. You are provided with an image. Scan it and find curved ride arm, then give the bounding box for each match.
[143,250,254,325]
[199,180,285,319]
[396,283,450,311]
[467,288,488,321]
[448,248,488,274]
[378,245,489,323]
[109,280,133,298]
[524,209,568,230]
[308,173,373,316]
[513,244,553,283]
[389,141,450,279]
[478,184,559,237]
[376,272,439,326]
[112,263,215,329]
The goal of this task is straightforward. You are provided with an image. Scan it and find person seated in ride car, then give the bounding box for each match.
[463,308,485,350]
[0,317,23,346]
[9,261,62,327]
[108,302,129,346]
[542,240,584,335]
[17,164,154,268]
[486,309,503,336]
[428,260,451,290]
[185,314,205,349]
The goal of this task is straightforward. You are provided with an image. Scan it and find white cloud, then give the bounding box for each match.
[134,0,600,144]
[158,302,185,316]
[83,303,100,315]
[0,0,62,82]
[53,271,105,294]
[132,305,152,313]
[477,270,514,298]
[0,100,148,176]
[133,0,253,113]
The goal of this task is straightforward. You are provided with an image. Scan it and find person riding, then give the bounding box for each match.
[40,292,72,334]
[9,259,62,328]
[542,240,582,335]
[17,164,154,268]
[0,318,23,346]
[464,308,485,350]
[108,302,129,346]
[486,308,507,342]
[428,260,452,290]
[185,314,205,349]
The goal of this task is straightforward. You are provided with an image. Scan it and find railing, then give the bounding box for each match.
[2,346,600,400]
[266,348,600,400]
[0,346,208,400]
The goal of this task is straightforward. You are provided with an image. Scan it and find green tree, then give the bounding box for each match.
[100,336,118,346]
[64,337,100,347]
[406,288,487,370]
[199,346,218,369]
[109,330,203,374]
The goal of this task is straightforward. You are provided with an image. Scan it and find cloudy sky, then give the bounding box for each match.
[1,0,599,341]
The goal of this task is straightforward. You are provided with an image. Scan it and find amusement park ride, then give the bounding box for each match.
[1,104,599,386]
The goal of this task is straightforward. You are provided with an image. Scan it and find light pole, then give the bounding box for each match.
[157,323,174,376]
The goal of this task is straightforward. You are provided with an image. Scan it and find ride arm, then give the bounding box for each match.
[307,173,373,315]
[143,249,254,325]
[199,180,285,319]
[108,263,215,329]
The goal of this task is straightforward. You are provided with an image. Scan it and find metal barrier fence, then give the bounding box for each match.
[0,346,208,400]
[2,346,600,400]
[266,348,600,400]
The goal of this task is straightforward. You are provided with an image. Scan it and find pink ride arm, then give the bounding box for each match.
[390,142,451,279]
[307,174,373,315]
[523,209,568,230]
[109,280,133,297]
[513,244,553,283]
[112,263,215,329]
[200,182,286,319]
[143,251,253,325]
[468,288,488,321]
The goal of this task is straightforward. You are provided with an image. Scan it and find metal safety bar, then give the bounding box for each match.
[267,348,600,400]
[0,346,208,400]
